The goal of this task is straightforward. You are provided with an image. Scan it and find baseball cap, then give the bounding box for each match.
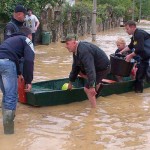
[14,5,27,14]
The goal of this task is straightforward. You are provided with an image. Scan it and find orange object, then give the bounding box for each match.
[18,78,27,103]
[131,66,138,77]
[102,79,116,83]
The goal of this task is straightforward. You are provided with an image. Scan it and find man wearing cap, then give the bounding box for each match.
[0,26,34,134]
[65,35,110,108]
[4,4,27,40]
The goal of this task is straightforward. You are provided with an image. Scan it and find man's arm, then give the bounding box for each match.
[34,16,40,31]
[133,33,145,56]
[69,55,81,82]
[80,50,96,88]
[35,21,40,30]
[125,52,136,62]
[120,46,130,54]
[4,23,15,40]
[23,37,35,84]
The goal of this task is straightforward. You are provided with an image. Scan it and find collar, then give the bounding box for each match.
[11,17,24,27]
[133,28,138,35]
[74,41,80,56]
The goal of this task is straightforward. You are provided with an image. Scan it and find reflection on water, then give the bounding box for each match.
[0,21,150,150]
[26,116,71,150]
[63,90,150,150]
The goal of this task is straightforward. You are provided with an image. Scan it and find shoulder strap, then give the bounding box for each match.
[8,21,20,32]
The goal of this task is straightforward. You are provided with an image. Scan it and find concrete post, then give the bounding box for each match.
[92,0,97,41]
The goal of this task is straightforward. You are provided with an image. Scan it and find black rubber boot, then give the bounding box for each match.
[134,81,143,93]
[3,109,15,134]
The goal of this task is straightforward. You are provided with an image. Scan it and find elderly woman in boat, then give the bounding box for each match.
[65,35,110,108]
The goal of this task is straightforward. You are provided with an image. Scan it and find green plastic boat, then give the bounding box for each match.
[18,74,150,106]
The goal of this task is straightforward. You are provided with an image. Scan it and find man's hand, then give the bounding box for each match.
[119,50,123,54]
[68,82,73,90]
[125,54,132,62]
[119,46,130,54]
[25,84,32,92]
[18,75,24,81]
[125,52,136,62]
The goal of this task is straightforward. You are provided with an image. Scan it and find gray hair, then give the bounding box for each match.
[65,34,78,42]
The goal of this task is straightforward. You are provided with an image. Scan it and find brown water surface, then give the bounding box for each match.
[0,20,150,150]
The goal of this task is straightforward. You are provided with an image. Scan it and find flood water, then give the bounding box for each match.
[0,20,150,150]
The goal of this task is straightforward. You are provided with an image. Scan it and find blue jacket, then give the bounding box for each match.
[128,28,150,60]
[4,17,24,40]
[0,34,35,84]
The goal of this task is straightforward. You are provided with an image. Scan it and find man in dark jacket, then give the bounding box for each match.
[0,26,34,134]
[4,4,27,40]
[120,20,150,93]
[65,35,110,108]
[4,5,27,74]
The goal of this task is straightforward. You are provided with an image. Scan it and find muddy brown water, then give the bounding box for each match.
[0,20,150,150]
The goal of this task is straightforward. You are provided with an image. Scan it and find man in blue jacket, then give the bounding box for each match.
[4,4,27,40]
[120,20,150,93]
[0,26,35,134]
[65,35,110,108]
[4,4,27,75]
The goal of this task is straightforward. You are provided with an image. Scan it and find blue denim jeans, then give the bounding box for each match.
[0,59,18,110]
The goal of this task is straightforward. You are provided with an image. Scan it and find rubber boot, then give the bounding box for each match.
[3,109,15,134]
[134,80,143,93]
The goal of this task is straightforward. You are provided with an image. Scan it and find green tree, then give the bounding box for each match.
[140,0,150,19]
[0,0,64,22]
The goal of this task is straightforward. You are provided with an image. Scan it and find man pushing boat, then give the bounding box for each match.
[65,35,110,108]
[0,27,34,134]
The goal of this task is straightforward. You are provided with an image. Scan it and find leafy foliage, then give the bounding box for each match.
[113,6,125,18]
[0,0,63,22]
[0,0,150,23]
